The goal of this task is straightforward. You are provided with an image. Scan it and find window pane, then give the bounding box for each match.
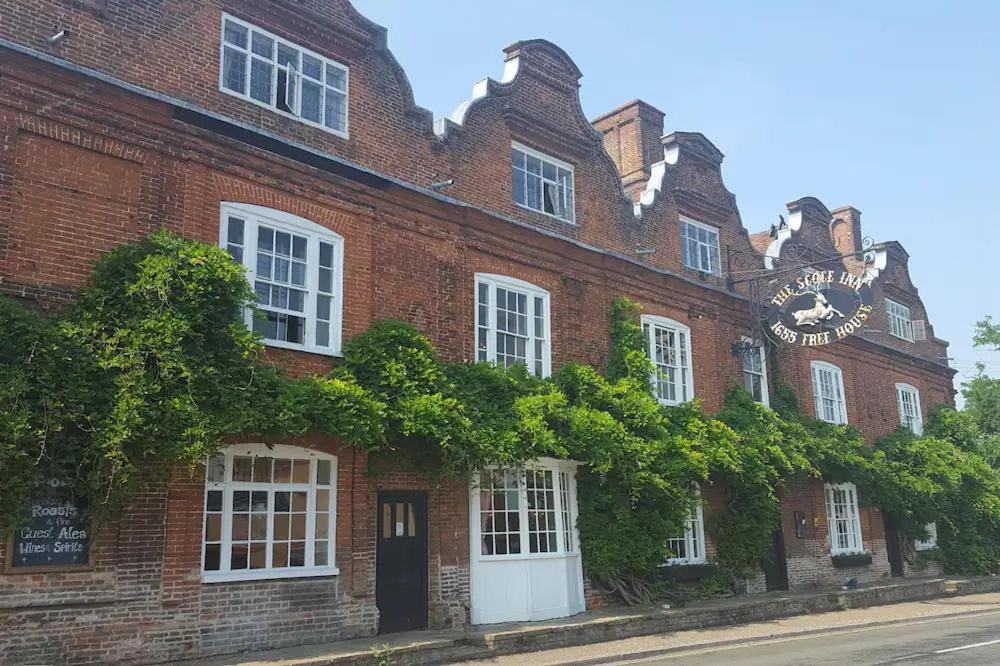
[227,217,244,246]
[324,89,347,132]
[251,32,273,58]
[301,54,322,80]
[301,80,322,122]
[250,58,273,103]
[222,47,247,93]
[224,20,248,48]
[326,63,346,90]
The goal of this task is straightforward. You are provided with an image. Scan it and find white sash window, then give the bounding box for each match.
[666,485,706,565]
[475,274,551,378]
[220,203,344,356]
[811,361,847,424]
[642,315,694,405]
[824,482,864,555]
[896,383,923,435]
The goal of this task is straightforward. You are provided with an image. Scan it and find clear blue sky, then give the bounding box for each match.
[355,0,1000,395]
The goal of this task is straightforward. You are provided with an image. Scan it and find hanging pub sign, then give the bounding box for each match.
[8,481,90,570]
[765,269,874,347]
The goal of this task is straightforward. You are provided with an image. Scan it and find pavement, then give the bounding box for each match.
[185,577,1000,666]
[450,592,1000,665]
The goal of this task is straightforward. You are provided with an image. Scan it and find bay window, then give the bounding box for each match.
[476,462,579,558]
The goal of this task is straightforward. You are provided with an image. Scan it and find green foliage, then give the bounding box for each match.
[973,315,1000,351]
[5,233,999,589]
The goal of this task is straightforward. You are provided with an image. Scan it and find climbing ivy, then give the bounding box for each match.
[2,234,998,595]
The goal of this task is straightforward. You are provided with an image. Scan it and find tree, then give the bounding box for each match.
[973,316,1000,351]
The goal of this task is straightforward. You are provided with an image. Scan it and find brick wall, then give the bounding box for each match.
[0,2,957,662]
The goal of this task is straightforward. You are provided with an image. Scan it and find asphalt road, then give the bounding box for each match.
[611,609,1000,665]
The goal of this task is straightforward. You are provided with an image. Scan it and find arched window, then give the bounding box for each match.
[220,203,344,356]
[475,273,551,377]
[641,315,694,405]
[811,361,847,424]
[202,443,338,582]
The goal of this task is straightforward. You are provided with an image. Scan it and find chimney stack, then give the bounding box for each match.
[830,206,863,254]
[592,99,665,200]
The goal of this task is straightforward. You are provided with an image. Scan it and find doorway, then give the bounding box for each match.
[884,516,905,577]
[763,528,789,591]
[376,492,428,633]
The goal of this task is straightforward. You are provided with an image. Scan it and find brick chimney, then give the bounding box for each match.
[830,206,863,253]
[592,99,665,199]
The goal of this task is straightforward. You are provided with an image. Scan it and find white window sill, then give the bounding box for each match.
[661,558,707,567]
[888,333,915,343]
[514,202,577,226]
[202,566,340,584]
[830,550,867,557]
[262,338,343,358]
[221,88,349,140]
[477,551,580,563]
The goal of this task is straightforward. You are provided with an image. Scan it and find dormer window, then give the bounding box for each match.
[221,15,349,137]
[885,298,914,342]
[680,217,720,275]
[511,143,575,223]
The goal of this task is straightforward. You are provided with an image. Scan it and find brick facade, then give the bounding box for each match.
[0,1,955,663]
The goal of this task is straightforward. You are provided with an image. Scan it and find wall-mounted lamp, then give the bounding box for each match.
[635,247,656,256]
[47,29,70,45]
[428,179,453,191]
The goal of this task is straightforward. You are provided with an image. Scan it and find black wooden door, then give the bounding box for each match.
[763,528,789,591]
[884,516,905,577]
[376,492,428,633]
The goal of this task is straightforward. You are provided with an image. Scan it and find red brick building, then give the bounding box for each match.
[0,1,954,663]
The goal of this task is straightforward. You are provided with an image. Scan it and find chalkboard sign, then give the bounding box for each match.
[10,495,90,569]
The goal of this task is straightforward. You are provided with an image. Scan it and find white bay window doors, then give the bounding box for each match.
[220,14,349,136]
[220,203,343,356]
[475,274,551,378]
[202,443,338,582]
[470,459,584,624]
[824,482,864,555]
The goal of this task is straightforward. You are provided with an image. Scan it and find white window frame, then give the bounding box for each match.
[741,336,769,407]
[666,485,707,566]
[914,522,938,551]
[824,481,865,556]
[473,458,580,562]
[641,315,694,406]
[511,142,576,223]
[811,360,848,424]
[886,298,915,342]
[680,216,721,275]
[219,14,350,138]
[219,203,344,356]
[895,383,923,435]
[475,273,551,378]
[201,443,339,583]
